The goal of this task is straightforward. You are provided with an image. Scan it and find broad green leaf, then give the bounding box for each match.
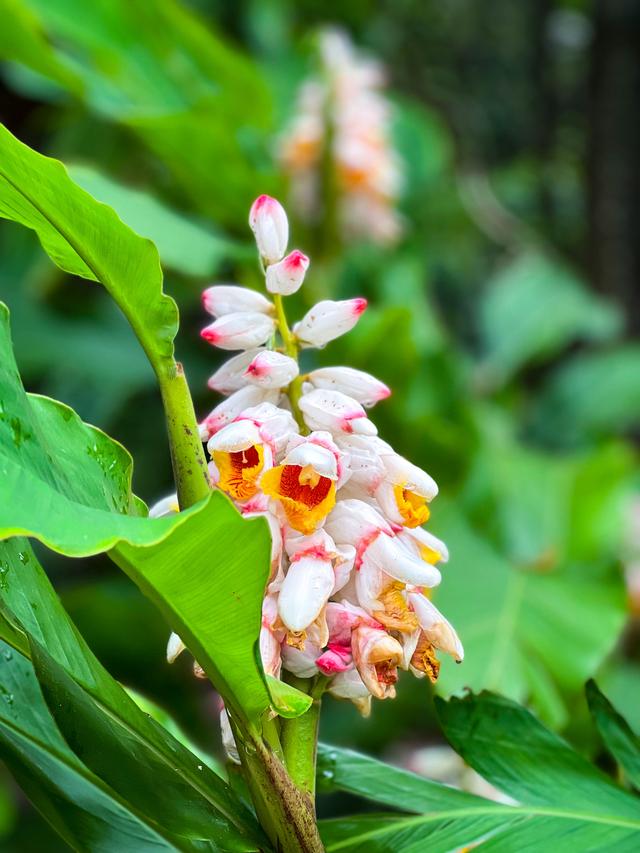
[587,680,640,790]
[478,251,621,387]
[68,165,248,277]
[0,301,194,555]
[9,0,277,223]
[318,731,640,852]
[432,502,626,724]
[0,124,177,365]
[317,744,515,852]
[0,0,81,94]
[0,538,265,850]
[0,303,296,727]
[532,346,640,446]
[0,640,185,851]
[436,692,640,824]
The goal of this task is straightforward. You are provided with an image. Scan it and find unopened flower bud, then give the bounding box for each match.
[201,312,275,351]
[249,195,289,264]
[265,250,310,295]
[299,388,376,435]
[244,351,299,389]
[293,298,367,348]
[208,348,265,394]
[307,366,390,407]
[202,285,273,318]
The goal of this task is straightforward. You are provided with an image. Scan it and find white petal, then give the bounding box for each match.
[293,299,367,348]
[299,388,370,434]
[408,593,464,661]
[308,367,390,407]
[265,250,309,295]
[365,534,442,588]
[278,557,335,632]
[249,195,289,264]
[283,441,338,480]
[208,348,265,394]
[245,351,299,389]
[149,494,179,518]
[207,420,262,454]
[202,386,280,435]
[202,285,273,318]
[382,454,438,499]
[281,642,321,678]
[324,498,393,547]
[166,632,185,663]
[201,312,275,351]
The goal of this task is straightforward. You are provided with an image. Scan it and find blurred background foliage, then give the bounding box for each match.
[0,0,639,846]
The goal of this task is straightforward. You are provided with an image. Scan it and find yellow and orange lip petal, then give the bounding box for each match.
[419,544,442,565]
[393,484,431,528]
[261,464,336,535]
[411,634,440,683]
[213,444,264,503]
[373,582,419,634]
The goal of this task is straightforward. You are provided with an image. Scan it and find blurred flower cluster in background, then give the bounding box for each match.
[0,0,638,847]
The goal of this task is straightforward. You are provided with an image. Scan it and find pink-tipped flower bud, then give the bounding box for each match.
[249,195,289,264]
[298,388,377,436]
[265,250,310,295]
[307,366,390,408]
[293,298,367,348]
[201,312,275,351]
[202,285,273,318]
[244,350,299,389]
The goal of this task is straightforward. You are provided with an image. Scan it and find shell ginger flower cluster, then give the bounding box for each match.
[279,28,404,246]
[160,195,462,722]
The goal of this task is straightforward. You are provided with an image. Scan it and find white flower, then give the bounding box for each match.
[278,555,335,633]
[201,386,279,437]
[363,533,442,589]
[398,526,449,565]
[374,453,438,528]
[351,624,403,700]
[324,498,394,549]
[239,402,299,456]
[299,389,377,435]
[249,195,289,264]
[265,250,310,295]
[201,312,275,351]
[307,366,390,407]
[336,433,393,491]
[244,351,299,389]
[208,348,265,394]
[408,593,464,662]
[293,298,367,348]
[202,285,273,318]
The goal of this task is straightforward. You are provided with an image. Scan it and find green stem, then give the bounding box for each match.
[157,359,210,510]
[273,293,307,433]
[281,676,327,798]
[232,719,324,853]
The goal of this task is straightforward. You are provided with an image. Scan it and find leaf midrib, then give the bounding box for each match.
[323,801,640,851]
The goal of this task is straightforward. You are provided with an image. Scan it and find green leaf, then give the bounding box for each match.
[266,676,313,719]
[0,0,81,94]
[587,680,640,790]
[0,640,184,851]
[0,123,177,366]
[7,0,277,223]
[0,538,265,850]
[112,498,273,725]
[432,502,626,724]
[317,744,515,852]
[478,251,621,387]
[318,724,640,852]
[436,692,640,829]
[532,346,640,445]
[68,165,248,278]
